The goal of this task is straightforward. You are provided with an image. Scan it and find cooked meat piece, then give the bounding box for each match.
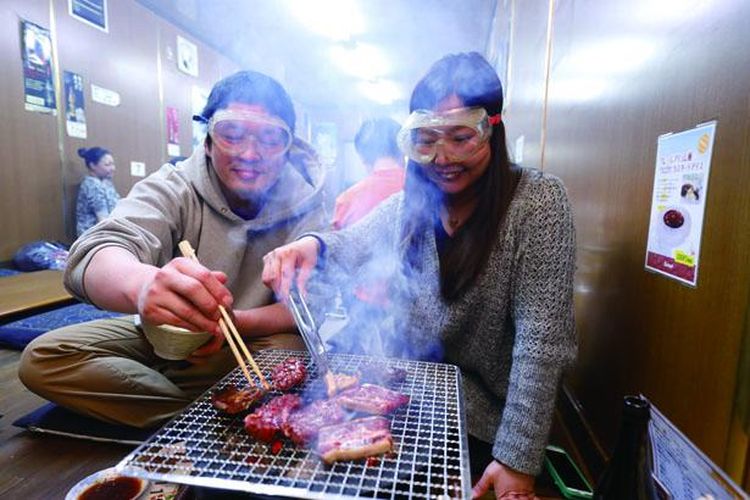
[357,363,407,386]
[304,372,360,401]
[211,385,265,414]
[271,357,307,391]
[316,416,393,464]
[282,399,348,445]
[332,372,360,392]
[244,394,302,442]
[335,384,410,415]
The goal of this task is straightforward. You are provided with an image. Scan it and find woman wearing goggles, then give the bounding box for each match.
[261,52,576,499]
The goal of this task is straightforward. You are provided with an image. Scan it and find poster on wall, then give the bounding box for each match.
[644,121,717,287]
[69,0,108,33]
[191,86,209,152]
[177,36,199,77]
[166,106,181,158]
[313,122,338,164]
[21,20,56,114]
[64,70,87,138]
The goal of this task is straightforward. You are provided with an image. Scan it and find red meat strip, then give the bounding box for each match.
[316,416,393,464]
[335,384,410,415]
[271,357,307,391]
[244,394,302,442]
[211,385,265,414]
[282,399,348,445]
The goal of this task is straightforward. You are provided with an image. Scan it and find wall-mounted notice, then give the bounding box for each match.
[21,20,56,114]
[177,35,198,77]
[91,84,120,107]
[645,121,716,287]
[166,106,180,157]
[64,71,87,138]
[69,0,108,33]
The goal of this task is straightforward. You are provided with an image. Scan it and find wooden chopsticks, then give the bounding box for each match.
[178,240,270,390]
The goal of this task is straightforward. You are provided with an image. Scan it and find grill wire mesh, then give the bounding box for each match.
[118,349,471,499]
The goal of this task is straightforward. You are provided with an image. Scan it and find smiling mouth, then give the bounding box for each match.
[232,168,265,181]
[432,166,464,181]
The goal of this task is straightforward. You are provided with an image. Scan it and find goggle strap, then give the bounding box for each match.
[488,114,502,125]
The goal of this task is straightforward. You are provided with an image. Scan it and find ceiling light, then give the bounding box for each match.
[287,0,365,41]
[358,79,401,104]
[330,42,390,80]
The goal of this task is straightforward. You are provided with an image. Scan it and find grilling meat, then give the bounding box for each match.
[336,384,410,415]
[282,399,347,445]
[211,385,265,414]
[357,363,407,386]
[244,394,302,442]
[316,416,393,464]
[271,357,307,391]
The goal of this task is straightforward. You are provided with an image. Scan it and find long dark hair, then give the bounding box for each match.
[400,52,521,300]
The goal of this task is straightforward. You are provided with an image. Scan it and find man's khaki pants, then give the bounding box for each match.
[18,316,304,428]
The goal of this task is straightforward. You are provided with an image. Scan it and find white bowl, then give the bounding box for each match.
[136,316,213,360]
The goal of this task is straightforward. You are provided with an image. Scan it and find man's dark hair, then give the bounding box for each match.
[354,118,402,166]
[200,70,296,134]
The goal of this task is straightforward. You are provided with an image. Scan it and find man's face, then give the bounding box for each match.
[204,102,289,208]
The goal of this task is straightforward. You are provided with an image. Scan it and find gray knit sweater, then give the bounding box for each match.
[315,168,577,474]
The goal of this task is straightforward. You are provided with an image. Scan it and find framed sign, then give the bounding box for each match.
[69,0,108,33]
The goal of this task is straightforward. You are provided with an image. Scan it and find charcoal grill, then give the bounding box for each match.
[117,349,471,499]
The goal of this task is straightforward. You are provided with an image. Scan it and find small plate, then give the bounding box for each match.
[65,467,149,500]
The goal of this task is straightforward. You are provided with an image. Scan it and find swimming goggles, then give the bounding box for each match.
[397,107,497,164]
[207,109,293,158]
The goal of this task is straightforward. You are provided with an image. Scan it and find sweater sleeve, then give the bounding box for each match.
[492,174,577,475]
[64,165,192,302]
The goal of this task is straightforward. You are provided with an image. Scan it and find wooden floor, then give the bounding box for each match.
[0,347,564,498]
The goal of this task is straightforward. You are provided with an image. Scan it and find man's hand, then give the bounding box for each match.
[187,330,226,364]
[472,460,537,499]
[136,256,233,333]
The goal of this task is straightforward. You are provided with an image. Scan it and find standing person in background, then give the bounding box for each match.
[262,52,577,498]
[19,70,328,428]
[332,118,405,229]
[75,146,120,237]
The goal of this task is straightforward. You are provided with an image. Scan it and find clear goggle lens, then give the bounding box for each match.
[208,110,292,158]
[397,107,492,164]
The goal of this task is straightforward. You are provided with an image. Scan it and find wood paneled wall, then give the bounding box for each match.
[0,0,238,260]
[499,0,750,481]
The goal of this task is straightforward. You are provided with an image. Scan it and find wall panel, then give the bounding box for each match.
[506,0,750,472]
[0,1,64,258]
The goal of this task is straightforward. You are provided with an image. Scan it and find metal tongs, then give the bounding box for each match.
[287,284,337,396]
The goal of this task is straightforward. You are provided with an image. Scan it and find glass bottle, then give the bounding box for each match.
[593,395,659,499]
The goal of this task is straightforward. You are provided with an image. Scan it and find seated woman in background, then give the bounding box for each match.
[75,146,120,237]
[262,52,577,498]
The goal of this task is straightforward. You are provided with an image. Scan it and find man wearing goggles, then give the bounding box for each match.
[21,70,327,429]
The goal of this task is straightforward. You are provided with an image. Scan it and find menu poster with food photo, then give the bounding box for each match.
[645,121,717,286]
[63,70,87,139]
[20,20,56,114]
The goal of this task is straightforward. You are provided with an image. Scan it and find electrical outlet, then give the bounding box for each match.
[130,161,146,177]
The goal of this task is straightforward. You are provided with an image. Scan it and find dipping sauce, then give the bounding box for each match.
[663,209,684,228]
[78,476,144,500]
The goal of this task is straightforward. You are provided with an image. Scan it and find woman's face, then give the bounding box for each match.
[91,154,115,179]
[418,94,492,197]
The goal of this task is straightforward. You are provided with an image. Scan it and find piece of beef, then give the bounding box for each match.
[316,416,393,464]
[357,363,407,386]
[282,399,348,445]
[335,384,410,415]
[244,394,302,442]
[211,385,265,415]
[271,357,307,391]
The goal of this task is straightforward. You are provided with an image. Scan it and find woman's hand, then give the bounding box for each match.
[136,256,233,334]
[261,237,321,300]
[472,460,537,499]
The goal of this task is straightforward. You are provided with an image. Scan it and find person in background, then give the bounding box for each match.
[19,70,328,428]
[331,117,405,229]
[262,52,577,498]
[75,146,120,237]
